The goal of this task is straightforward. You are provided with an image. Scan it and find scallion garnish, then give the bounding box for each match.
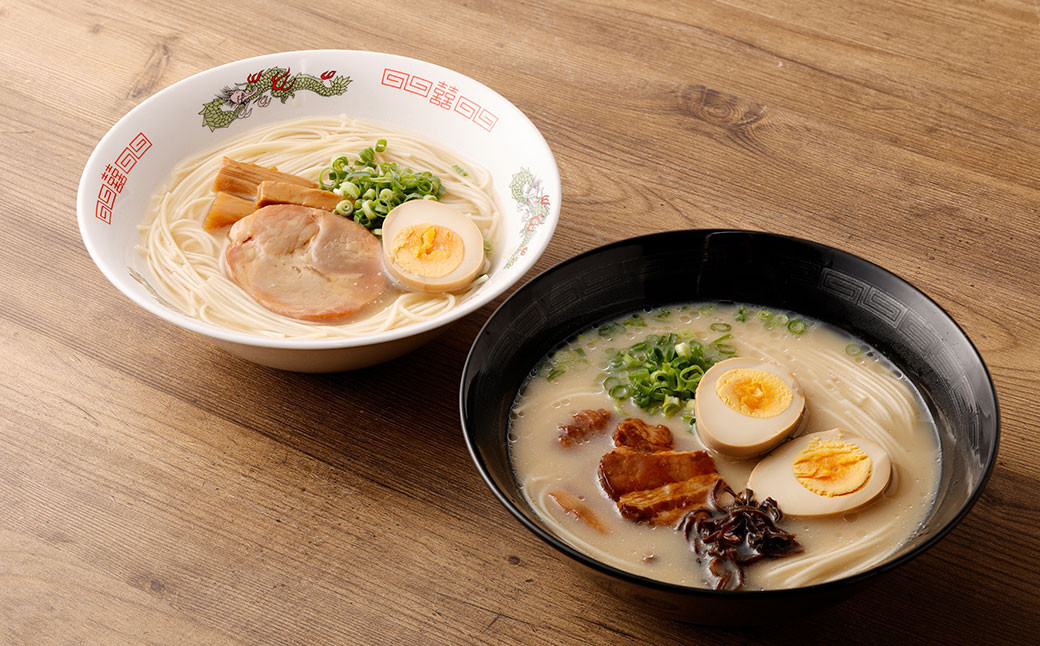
[538,345,591,382]
[318,141,446,232]
[787,318,807,334]
[845,343,863,356]
[604,332,729,416]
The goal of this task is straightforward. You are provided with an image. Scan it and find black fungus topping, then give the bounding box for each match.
[678,481,804,591]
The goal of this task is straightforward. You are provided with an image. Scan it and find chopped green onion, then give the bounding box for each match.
[758,310,773,321]
[787,318,807,334]
[774,314,789,327]
[340,182,361,199]
[598,322,622,338]
[845,343,863,356]
[318,140,446,231]
[547,367,566,381]
[736,307,748,322]
[662,395,682,417]
[710,322,732,332]
[334,200,354,217]
[451,164,468,176]
[698,304,715,315]
[678,365,703,383]
[602,330,728,416]
[675,342,691,359]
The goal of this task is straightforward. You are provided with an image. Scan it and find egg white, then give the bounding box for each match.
[380,200,485,293]
[695,357,806,458]
[747,429,892,517]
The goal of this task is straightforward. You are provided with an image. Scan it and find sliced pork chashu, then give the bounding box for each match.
[598,447,718,500]
[226,205,386,321]
[612,418,674,452]
[617,473,721,525]
[558,408,612,447]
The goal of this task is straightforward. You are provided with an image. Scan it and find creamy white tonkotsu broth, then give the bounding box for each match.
[509,303,939,590]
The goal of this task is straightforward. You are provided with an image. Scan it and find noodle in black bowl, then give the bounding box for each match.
[460,230,998,625]
[77,50,559,372]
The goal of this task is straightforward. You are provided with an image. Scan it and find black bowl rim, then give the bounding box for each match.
[459,228,1000,598]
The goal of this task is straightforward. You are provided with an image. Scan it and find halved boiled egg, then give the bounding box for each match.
[381,200,485,293]
[747,429,892,517]
[694,357,806,458]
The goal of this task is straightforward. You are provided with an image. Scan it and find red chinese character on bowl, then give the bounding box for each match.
[102,164,127,193]
[430,81,458,109]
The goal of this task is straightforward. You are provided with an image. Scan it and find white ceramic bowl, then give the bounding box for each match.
[77,50,560,372]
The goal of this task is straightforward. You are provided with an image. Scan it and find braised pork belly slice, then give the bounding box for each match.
[612,418,674,452]
[617,473,721,525]
[557,408,612,447]
[598,447,718,500]
[226,205,386,321]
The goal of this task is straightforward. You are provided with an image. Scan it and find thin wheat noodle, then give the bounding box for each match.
[139,116,499,338]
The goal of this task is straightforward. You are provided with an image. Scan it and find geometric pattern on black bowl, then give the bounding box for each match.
[460,229,999,625]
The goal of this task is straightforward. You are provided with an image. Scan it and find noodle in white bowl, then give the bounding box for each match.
[137,116,500,340]
[78,50,560,371]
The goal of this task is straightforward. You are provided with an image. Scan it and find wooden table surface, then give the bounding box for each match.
[3,0,1038,643]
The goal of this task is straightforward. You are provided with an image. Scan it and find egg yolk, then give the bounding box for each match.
[390,223,464,278]
[791,438,873,497]
[715,368,793,418]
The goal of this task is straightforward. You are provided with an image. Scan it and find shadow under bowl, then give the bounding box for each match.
[460,229,998,625]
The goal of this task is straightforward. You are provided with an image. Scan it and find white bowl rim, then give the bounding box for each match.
[77,49,561,350]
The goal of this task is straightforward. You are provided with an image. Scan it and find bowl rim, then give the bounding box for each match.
[77,49,561,350]
[460,228,1000,597]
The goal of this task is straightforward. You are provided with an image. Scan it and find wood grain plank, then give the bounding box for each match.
[1,0,1038,643]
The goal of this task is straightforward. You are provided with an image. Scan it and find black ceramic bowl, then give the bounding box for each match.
[460,230,998,625]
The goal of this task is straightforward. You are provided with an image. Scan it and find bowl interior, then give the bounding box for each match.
[461,229,998,595]
[77,50,560,348]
